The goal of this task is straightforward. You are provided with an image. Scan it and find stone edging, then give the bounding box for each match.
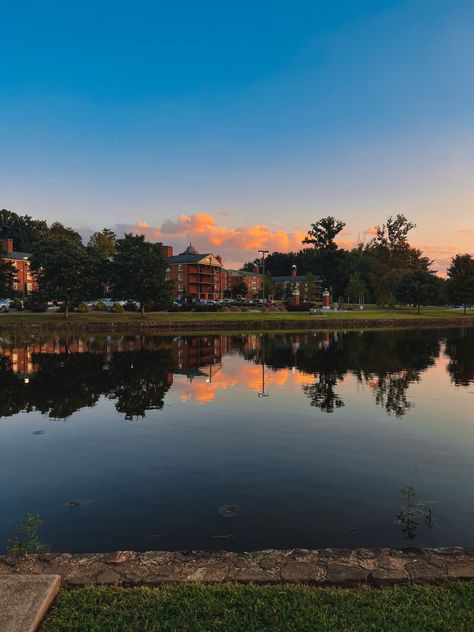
[1,548,474,587]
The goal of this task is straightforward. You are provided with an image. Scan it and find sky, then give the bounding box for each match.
[0,0,473,271]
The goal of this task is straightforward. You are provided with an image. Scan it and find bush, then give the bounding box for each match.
[95,300,108,311]
[78,302,90,313]
[11,298,24,310]
[284,302,315,312]
[167,305,181,312]
[112,302,125,313]
[24,299,48,313]
[124,301,138,312]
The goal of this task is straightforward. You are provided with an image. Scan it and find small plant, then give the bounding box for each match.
[396,485,434,540]
[6,513,48,555]
[78,302,90,313]
[112,302,125,313]
[94,300,108,311]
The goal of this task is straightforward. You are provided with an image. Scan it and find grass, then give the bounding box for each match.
[0,306,472,326]
[41,582,474,632]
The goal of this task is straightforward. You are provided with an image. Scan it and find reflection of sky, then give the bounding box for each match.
[1,333,474,554]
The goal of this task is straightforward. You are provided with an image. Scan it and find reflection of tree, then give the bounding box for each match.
[109,349,172,420]
[445,329,474,387]
[259,330,442,417]
[302,371,345,413]
[0,345,173,421]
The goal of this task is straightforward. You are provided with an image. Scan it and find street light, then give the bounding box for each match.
[208,255,212,301]
[258,334,269,398]
[258,249,269,302]
[22,257,28,299]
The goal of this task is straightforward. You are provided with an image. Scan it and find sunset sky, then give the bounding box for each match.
[1,0,472,271]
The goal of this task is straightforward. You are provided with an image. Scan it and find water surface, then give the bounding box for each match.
[1,328,473,553]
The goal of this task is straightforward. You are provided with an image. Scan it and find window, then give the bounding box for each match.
[178,274,183,281]
[178,264,183,271]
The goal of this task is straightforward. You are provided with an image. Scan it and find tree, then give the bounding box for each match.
[446,254,474,314]
[87,228,117,260]
[0,258,16,297]
[304,272,320,302]
[0,209,48,252]
[395,270,442,314]
[48,222,83,244]
[111,234,172,316]
[303,216,346,251]
[232,280,248,299]
[30,235,96,317]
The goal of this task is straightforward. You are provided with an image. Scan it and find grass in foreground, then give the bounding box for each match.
[41,582,474,632]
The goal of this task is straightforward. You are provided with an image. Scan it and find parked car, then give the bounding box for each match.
[0,299,10,313]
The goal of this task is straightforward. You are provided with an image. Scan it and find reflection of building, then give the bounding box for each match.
[165,244,226,301]
[0,238,38,295]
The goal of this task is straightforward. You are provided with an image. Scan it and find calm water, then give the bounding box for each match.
[1,329,473,553]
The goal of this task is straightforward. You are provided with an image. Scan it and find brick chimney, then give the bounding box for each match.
[160,245,173,259]
[216,255,222,264]
[0,238,14,254]
[291,264,297,280]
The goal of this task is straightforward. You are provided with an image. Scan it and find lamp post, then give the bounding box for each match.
[258,249,269,302]
[258,334,269,398]
[208,255,212,301]
[22,257,28,299]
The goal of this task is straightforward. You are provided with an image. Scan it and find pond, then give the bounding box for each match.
[0,328,473,553]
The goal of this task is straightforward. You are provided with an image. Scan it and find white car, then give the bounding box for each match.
[0,299,10,313]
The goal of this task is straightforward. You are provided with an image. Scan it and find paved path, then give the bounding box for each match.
[0,575,60,632]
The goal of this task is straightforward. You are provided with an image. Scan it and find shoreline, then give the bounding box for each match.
[2,547,474,587]
[1,313,474,336]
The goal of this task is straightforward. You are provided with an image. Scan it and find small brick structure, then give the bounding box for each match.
[1,548,474,587]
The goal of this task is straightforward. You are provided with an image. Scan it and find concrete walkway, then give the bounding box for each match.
[0,575,60,632]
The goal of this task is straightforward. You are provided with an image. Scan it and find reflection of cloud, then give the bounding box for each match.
[173,363,313,403]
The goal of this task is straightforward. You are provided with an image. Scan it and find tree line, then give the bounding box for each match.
[243,214,474,312]
[0,209,172,316]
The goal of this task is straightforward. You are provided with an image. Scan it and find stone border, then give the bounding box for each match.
[2,548,474,587]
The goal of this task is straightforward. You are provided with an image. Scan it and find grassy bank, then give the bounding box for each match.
[0,306,473,328]
[41,582,474,631]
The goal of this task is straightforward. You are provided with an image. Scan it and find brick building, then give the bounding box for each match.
[225,269,264,300]
[272,266,322,303]
[165,244,227,301]
[0,238,37,295]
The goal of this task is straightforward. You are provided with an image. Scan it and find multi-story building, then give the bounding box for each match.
[165,244,227,301]
[0,238,37,295]
[225,269,264,300]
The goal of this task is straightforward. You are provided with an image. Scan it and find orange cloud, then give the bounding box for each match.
[116,213,306,264]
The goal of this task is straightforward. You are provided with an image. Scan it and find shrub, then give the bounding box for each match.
[124,301,138,312]
[95,300,108,311]
[78,302,90,313]
[24,300,48,313]
[112,302,125,313]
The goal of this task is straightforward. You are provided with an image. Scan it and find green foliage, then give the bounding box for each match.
[78,302,90,313]
[111,234,172,315]
[0,208,49,252]
[41,583,474,632]
[232,280,248,298]
[94,300,108,311]
[6,513,46,555]
[303,216,346,251]
[112,302,125,313]
[87,228,117,260]
[30,235,97,317]
[447,254,474,313]
[0,258,16,296]
[395,269,442,313]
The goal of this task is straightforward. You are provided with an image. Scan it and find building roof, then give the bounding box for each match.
[227,269,262,278]
[180,243,199,256]
[272,275,312,282]
[168,252,223,266]
[3,251,32,261]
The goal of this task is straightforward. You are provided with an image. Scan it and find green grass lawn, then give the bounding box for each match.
[41,582,474,632]
[0,306,472,326]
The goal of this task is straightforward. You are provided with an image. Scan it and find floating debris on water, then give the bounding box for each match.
[32,430,45,435]
[211,534,236,540]
[65,499,97,509]
[218,504,241,518]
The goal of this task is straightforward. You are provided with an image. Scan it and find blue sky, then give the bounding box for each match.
[0,0,472,268]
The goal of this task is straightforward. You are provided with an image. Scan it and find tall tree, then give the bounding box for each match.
[0,209,48,252]
[87,228,117,260]
[111,234,172,316]
[30,235,96,317]
[303,216,346,251]
[395,270,442,313]
[447,254,474,314]
[48,222,83,244]
[0,259,16,297]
